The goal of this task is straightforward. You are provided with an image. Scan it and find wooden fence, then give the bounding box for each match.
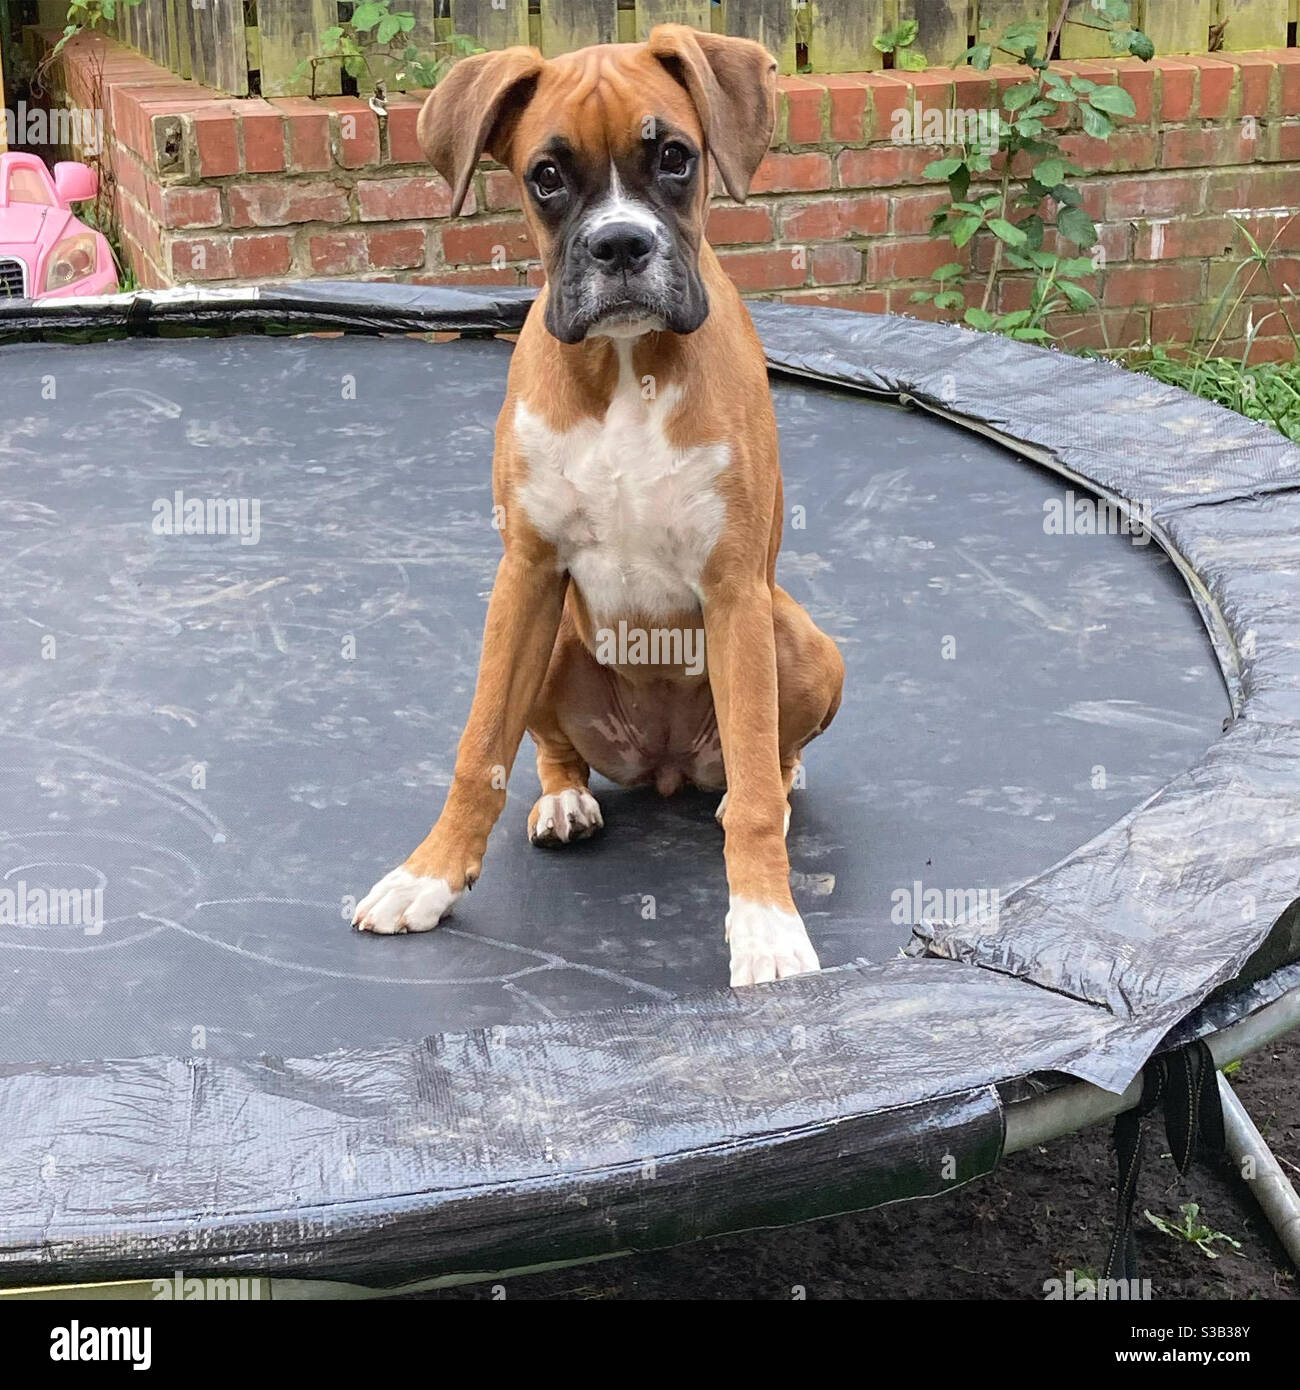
[103,0,1300,100]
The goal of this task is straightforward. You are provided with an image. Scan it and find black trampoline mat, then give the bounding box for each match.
[0,333,1229,1063]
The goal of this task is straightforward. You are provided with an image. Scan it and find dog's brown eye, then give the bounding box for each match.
[532,162,564,196]
[660,143,690,176]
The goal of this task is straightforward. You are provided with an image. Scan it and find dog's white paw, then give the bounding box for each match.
[726,897,820,986]
[529,787,603,847]
[715,792,791,837]
[352,866,460,934]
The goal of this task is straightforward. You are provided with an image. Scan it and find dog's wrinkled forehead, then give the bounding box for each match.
[512,47,706,188]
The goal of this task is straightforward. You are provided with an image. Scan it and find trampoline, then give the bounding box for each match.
[1,283,1299,1294]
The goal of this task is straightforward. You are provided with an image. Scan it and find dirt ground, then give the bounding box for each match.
[431,1032,1299,1301]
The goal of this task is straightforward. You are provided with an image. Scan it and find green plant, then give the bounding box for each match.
[911,0,1153,343]
[55,0,141,56]
[874,19,927,72]
[1144,1203,1243,1259]
[296,3,482,98]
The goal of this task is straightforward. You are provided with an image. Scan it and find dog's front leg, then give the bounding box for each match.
[703,579,820,985]
[354,553,566,934]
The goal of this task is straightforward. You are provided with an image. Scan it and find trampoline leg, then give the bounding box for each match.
[1217,1072,1300,1271]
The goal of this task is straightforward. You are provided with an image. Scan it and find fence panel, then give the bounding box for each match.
[899,0,971,65]
[806,0,887,73]
[633,2,712,41]
[1215,0,1290,50]
[189,0,248,95]
[257,0,341,97]
[976,0,1048,53]
[540,0,619,57]
[1060,0,1113,56]
[724,0,799,73]
[1142,0,1214,54]
[449,0,530,49]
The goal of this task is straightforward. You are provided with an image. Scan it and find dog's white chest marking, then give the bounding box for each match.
[514,351,728,622]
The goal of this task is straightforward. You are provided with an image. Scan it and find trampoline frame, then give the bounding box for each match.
[2,283,1299,1292]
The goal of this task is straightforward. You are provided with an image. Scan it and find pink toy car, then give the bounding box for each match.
[0,151,118,301]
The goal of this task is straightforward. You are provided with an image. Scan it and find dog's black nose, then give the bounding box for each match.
[588,221,655,273]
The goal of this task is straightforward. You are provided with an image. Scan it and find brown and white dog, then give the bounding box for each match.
[352,25,844,985]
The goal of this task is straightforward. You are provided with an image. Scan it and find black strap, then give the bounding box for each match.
[1103,1040,1225,1283]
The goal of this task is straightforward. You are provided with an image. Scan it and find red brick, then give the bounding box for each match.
[1259,49,1300,115]
[413,267,531,289]
[1183,55,1237,120]
[157,185,222,230]
[868,237,969,282]
[1225,53,1277,119]
[837,145,936,189]
[170,235,234,281]
[441,219,536,265]
[1260,121,1300,163]
[1102,263,1204,308]
[1057,129,1158,173]
[858,72,911,142]
[822,75,871,144]
[1110,58,1155,126]
[482,169,520,211]
[716,248,807,292]
[1104,172,1206,220]
[231,232,293,278]
[1044,308,1148,351]
[1205,165,1300,211]
[705,204,775,244]
[1153,58,1196,123]
[1235,216,1300,256]
[240,108,285,174]
[309,231,368,276]
[780,196,886,241]
[191,107,239,176]
[811,244,862,286]
[385,96,426,164]
[321,98,380,168]
[357,176,457,222]
[893,69,956,116]
[366,227,427,270]
[890,188,951,236]
[782,288,887,314]
[1222,336,1295,363]
[1160,124,1257,169]
[278,98,332,173]
[1134,217,1237,261]
[750,152,833,195]
[227,180,349,228]
[779,75,825,145]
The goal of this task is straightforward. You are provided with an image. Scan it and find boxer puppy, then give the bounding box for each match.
[353,25,844,985]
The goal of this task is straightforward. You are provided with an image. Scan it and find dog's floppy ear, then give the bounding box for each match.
[418,47,545,216]
[647,25,776,204]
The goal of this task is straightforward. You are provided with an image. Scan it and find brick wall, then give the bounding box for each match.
[37,29,1300,359]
